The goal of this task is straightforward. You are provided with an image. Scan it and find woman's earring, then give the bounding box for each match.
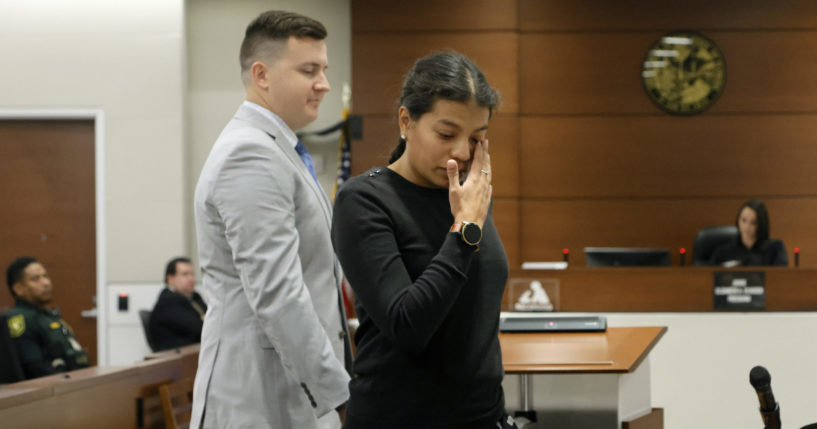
[400,134,406,141]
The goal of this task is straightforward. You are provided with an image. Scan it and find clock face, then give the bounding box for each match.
[641,32,726,115]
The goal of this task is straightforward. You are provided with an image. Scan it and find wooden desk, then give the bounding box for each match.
[144,343,202,361]
[0,344,199,428]
[501,326,666,429]
[505,267,817,312]
[501,326,666,373]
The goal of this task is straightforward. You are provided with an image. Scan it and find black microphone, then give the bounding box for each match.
[749,365,781,429]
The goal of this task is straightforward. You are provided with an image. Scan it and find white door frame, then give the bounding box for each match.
[0,108,108,365]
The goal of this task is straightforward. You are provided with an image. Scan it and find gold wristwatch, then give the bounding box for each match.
[451,221,482,247]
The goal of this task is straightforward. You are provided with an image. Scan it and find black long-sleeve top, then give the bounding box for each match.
[332,167,510,429]
[710,239,788,267]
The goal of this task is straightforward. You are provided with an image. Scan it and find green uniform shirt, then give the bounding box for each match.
[6,298,90,379]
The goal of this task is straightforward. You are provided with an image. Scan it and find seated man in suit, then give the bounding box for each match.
[148,257,207,351]
[5,256,90,379]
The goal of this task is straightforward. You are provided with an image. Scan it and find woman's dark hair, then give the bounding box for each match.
[389,51,500,163]
[735,199,771,245]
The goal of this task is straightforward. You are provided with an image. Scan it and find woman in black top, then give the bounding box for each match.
[331,52,516,428]
[710,199,788,266]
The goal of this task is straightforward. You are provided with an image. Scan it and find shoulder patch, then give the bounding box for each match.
[8,314,25,338]
[50,321,60,330]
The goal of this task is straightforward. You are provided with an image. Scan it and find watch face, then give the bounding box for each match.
[462,222,482,246]
[641,32,726,115]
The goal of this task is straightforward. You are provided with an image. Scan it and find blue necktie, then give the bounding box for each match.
[295,140,320,185]
[297,140,351,370]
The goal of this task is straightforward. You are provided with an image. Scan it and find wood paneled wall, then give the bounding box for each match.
[351,0,817,268]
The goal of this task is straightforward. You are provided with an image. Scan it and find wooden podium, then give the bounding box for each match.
[501,326,666,429]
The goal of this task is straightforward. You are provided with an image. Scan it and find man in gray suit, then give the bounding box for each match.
[191,10,350,428]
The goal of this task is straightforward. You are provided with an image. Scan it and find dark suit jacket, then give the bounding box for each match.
[148,288,207,351]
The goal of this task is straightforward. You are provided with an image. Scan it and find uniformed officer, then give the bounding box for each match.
[5,256,89,379]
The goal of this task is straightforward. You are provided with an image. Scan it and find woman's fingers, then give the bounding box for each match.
[447,159,460,191]
[449,139,494,226]
[481,139,491,176]
[469,140,491,181]
[477,139,491,180]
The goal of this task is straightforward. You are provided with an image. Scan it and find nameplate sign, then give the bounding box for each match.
[713,271,765,310]
[507,278,559,312]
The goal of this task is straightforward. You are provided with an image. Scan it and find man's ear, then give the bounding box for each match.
[11,282,23,297]
[250,60,269,90]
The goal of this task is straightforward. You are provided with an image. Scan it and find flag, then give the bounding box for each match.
[332,107,352,201]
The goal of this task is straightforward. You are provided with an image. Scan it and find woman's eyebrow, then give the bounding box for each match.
[436,119,461,129]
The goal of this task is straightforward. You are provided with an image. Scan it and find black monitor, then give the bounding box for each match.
[584,247,672,267]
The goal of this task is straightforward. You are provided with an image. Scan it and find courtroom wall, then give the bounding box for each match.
[0,0,186,281]
[350,0,817,268]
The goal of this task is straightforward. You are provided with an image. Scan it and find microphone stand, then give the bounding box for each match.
[760,403,781,429]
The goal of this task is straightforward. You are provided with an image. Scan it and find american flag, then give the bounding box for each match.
[332,108,351,200]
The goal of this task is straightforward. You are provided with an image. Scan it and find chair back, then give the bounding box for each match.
[0,312,25,384]
[692,225,739,266]
[159,376,194,429]
[139,309,157,352]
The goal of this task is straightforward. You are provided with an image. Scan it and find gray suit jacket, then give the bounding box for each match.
[191,104,350,428]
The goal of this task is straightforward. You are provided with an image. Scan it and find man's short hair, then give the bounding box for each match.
[239,10,327,76]
[165,257,192,285]
[6,256,38,298]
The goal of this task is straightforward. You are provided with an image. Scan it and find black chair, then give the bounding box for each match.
[0,312,25,384]
[139,309,157,352]
[691,225,739,266]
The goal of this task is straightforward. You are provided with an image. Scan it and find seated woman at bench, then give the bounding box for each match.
[711,200,788,267]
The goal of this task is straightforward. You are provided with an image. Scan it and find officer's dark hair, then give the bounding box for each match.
[164,257,192,285]
[239,10,327,84]
[389,51,500,163]
[6,256,38,298]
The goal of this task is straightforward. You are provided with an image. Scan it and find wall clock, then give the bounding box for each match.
[641,32,726,115]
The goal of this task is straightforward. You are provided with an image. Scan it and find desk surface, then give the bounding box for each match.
[500,326,666,374]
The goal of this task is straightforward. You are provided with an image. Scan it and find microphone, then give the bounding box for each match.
[749,365,781,429]
[795,247,800,268]
[679,247,686,266]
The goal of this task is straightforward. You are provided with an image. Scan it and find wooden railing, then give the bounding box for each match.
[0,344,199,428]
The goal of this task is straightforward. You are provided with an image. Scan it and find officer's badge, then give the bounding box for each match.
[8,314,25,338]
[50,322,60,329]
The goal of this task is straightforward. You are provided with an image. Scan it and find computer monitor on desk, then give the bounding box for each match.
[584,247,672,267]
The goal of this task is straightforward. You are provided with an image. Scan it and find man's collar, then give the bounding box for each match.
[14,297,49,312]
[166,286,193,300]
[242,101,298,149]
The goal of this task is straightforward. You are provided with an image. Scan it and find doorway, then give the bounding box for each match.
[0,117,99,365]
